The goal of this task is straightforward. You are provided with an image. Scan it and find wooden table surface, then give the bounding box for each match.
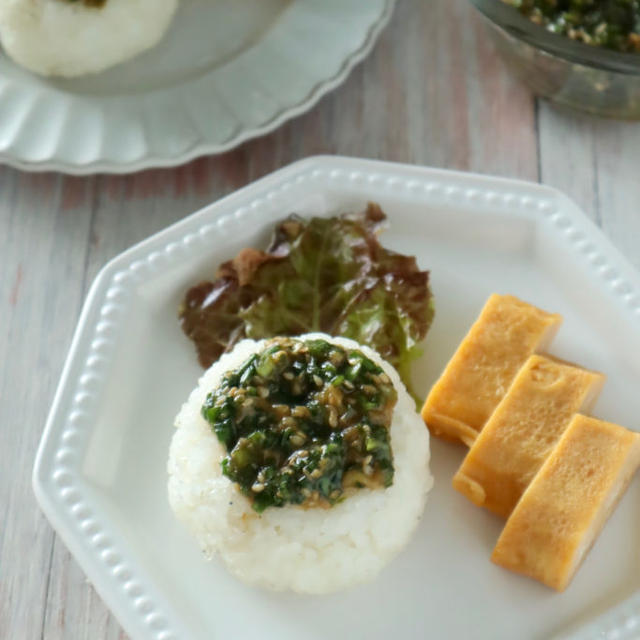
[2,0,640,638]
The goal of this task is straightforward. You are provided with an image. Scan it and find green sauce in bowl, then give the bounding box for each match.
[504,0,640,52]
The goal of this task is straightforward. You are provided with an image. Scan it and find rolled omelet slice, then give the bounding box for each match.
[422,294,562,447]
[452,354,605,518]
[492,414,640,591]
[0,0,178,77]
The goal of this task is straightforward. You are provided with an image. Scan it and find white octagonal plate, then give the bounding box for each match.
[34,156,640,640]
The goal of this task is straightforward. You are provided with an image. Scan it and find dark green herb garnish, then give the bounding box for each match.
[504,0,640,52]
[202,337,397,513]
[180,204,433,399]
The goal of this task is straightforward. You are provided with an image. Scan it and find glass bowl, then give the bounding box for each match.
[469,0,640,119]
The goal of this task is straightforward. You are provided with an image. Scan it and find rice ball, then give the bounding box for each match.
[0,0,178,77]
[167,333,433,594]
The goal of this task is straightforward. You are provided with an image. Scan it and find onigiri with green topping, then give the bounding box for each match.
[167,333,432,594]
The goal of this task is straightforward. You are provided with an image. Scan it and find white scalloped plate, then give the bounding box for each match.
[0,0,393,174]
[34,157,640,640]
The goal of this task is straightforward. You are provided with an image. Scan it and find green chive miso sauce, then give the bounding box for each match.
[505,0,640,52]
[202,337,397,513]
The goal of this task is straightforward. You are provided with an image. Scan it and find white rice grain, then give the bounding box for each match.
[167,333,433,594]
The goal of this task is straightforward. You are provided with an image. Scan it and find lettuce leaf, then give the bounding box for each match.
[179,204,434,396]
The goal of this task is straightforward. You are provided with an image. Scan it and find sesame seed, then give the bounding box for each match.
[290,433,306,447]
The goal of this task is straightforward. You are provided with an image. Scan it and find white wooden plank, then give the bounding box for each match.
[0,172,95,639]
[538,102,599,223]
[538,102,640,270]
[587,119,640,271]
